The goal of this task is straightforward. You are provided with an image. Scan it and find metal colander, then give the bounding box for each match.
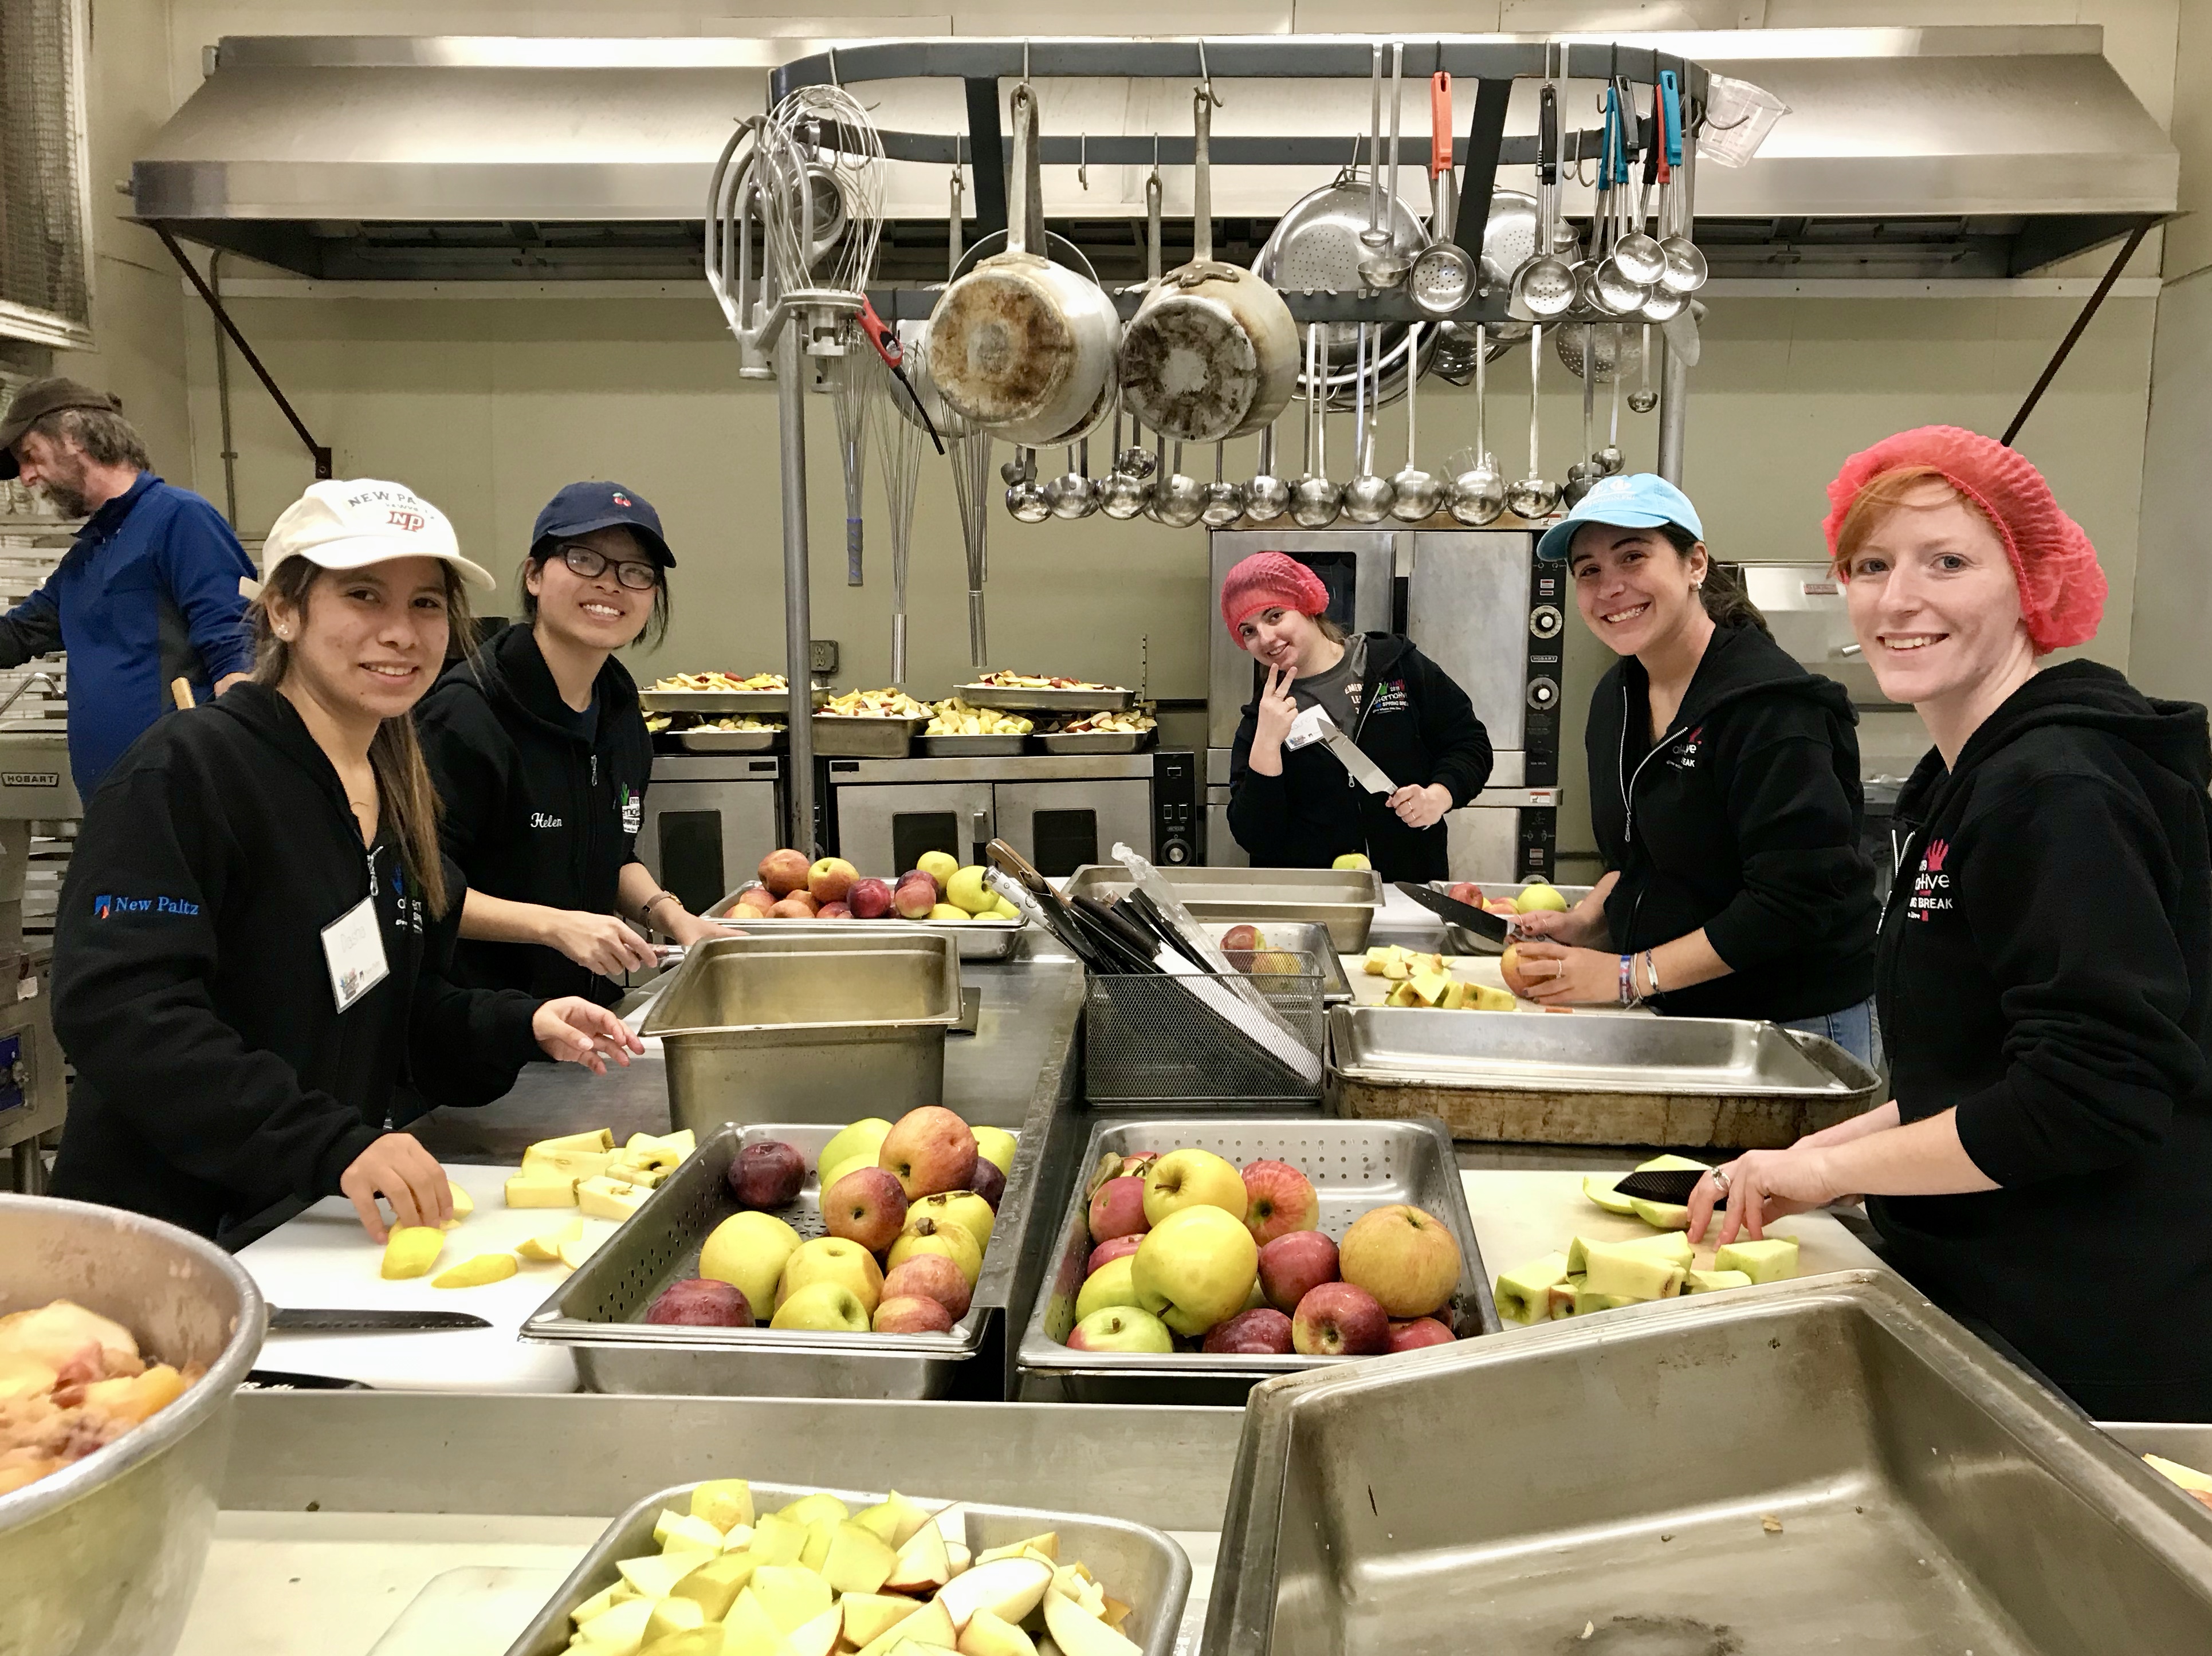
[0,0,91,331]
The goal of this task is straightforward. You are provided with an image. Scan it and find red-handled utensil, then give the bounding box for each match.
[855,294,945,455]
[1430,72,1453,178]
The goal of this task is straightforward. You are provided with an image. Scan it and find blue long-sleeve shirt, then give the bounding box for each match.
[0,474,256,795]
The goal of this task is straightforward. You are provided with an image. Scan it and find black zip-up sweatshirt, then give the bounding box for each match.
[1227,633,1493,883]
[48,683,544,1245]
[1868,663,2212,1421]
[417,624,653,1007]
[1587,621,1876,1021]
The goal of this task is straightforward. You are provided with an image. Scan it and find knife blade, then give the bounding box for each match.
[1393,880,1512,945]
[1611,1168,1711,1206]
[269,1307,492,1333]
[1321,727,1398,796]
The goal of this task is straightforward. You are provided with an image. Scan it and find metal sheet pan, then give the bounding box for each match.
[1038,730,1154,753]
[1015,1116,1498,1406]
[1327,1006,1884,1148]
[1060,864,1384,952]
[810,713,928,757]
[673,726,779,752]
[704,896,1028,961]
[505,1476,1192,1656]
[521,1120,1017,1398]
[917,731,1028,756]
[640,686,826,714]
[1205,1271,2212,1655]
[953,682,1136,712]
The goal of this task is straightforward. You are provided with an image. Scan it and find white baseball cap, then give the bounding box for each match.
[261,479,496,590]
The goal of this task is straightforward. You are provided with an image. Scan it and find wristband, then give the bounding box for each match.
[1618,953,1636,1007]
[642,891,682,923]
[1642,949,1662,999]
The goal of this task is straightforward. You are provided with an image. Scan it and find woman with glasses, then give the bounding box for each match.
[418,482,732,1028]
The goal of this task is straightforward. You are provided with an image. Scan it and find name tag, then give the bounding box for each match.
[321,894,390,1013]
[1284,705,1331,752]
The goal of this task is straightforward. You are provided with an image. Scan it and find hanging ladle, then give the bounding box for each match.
[1291,324,1343,528]
[1391,322,1443,521]
[1202,442,1247,526]
[1359,43,1410,288]
[1656,70,1707,294]
[1245,420,1290,523]
[1610,77,1667,287]
[1514,77,1574,320]
[1563,323,1598,507]
[1343,323,1394,522]
[1450,322,1506,525]
[1100,401,1150,518]
[1628,322,1660,413]
[1507,324,1559,520]
[1597,324,1625,473]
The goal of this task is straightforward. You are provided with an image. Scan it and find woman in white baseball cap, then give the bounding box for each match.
[47,479,645,1246]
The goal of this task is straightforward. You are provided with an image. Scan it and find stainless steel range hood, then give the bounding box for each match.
[131,27,2176,283]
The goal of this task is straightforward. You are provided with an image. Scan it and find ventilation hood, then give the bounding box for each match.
[131,27,2177,284]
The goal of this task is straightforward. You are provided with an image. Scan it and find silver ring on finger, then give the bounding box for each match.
[1710,1166,1732,1197]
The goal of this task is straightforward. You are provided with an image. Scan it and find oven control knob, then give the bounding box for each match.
[1161,840,1191,865]
[1529,605,1564,639]
[1526,676,1559,711]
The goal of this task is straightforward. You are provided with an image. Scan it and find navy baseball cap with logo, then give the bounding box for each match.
[1535,472,1704,563]
[531,480,675,567]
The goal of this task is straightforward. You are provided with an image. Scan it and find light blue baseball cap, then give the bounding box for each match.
[1534,473,1705,563]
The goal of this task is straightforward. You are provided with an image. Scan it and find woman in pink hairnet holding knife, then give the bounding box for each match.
[1688,427,2212,1421]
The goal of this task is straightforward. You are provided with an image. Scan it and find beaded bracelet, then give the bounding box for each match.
[1643,949,1663,998]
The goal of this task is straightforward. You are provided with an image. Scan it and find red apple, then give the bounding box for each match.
[873,1295,954,1334]
[1115,1152,1161,1182]
[1203,1307,1294,1355]
[1447,882,1480,907]
[882,1254,971,1321]
[848,878,895,919]
[878,1106,979,1199]
[1292,1281,1389,1356]
[1241,1159,1321,1245]
[968,1158,1007,1210]
[823,1165,909,1253]
[808,856,859,904]
[769,896,816,919]
[734,886,777,918]
[1086,1233,1144,1276]
[1500,944,1535,998]
[893,878,938,921]
[645,1278,754,1327]
[1388,1316,1457,1352]
[816,902,854,919]
[1259,1230,1340,1313]
[757,847,812,896]
[1087,1177,1150,1245]
[1339,1204,1463,1319]
[727,1140,806,1209]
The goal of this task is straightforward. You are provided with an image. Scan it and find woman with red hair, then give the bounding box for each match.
[1690,427,2212,1421]
[1222,552,1492,880]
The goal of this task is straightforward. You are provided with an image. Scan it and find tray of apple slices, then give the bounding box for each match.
[504,1474,1191,1656]
[519,1118,1026,1401]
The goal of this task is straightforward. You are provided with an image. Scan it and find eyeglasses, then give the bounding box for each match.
[555,542,661,591]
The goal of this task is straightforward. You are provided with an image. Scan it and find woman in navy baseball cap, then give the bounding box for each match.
[416,481,732,1045]
[1511,474,1880,1063]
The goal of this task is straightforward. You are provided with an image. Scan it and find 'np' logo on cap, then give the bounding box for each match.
[612,492,632,507]
[387,509,426,532]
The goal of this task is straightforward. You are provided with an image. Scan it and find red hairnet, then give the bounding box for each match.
[1823,426,2105,653]
[1220,552,1330,637]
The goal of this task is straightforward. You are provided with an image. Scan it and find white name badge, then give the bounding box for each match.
[1284,703,1330,752]
[321,894,391,1014]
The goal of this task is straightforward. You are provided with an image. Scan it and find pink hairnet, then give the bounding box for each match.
[1823,425,2105,653]
[1220,552,1329,637]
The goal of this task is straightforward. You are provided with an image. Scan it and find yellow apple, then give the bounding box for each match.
[615,1549,710,1598]
[883,1516,951,1593]
[970,1126,1017,1176]
[776,1236,885,1318]
[1074,1256,1144,1323]
[1331,852,1371,871]
[821,1117,895,1175]
[379,1226,444,1280]
[889,1215,984,1286]
[945,865,995,915]
[1140,1148,1247,1227]
[909,1190,995,1254]
[700,1210,802,1320]
[769,1281,872,1332]
[1133,1205,1259,1336]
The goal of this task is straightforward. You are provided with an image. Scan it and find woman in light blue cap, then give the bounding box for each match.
[1510,474,1880,1064]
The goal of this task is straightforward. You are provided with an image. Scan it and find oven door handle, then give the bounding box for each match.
[970,805,991,865]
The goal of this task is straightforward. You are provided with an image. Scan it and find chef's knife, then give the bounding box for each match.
[1393,880,1512,945]
[1611,1167,1713,1206]
[1314,714,1397,796]
[269,1307,492,1333]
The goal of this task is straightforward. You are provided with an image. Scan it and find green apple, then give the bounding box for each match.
[1683,1268,1754,1295]
[700,1209,801,1320]
[1581,1240,1685,1300]
[776,1236,884,1318]
[1074,1256,1144,1323]
[821,1151,877,1196]
[1133,1204,1259,1336]
[917,849,959,892]
[1492,1252,1570,1325]
[1331,852,1371,871]
[822,1118,894,1177]
[946,865,995,915]
[1627,1197,1691,1231]
[769,1281,872,1332]
[1515,882,1569,913]
[1065,1304,1174,1353]
[1713,1236,1800,1283]
[1140,1147,1248,1227]
[971,1125,1018,1176]
[1581,1175,1636,1216]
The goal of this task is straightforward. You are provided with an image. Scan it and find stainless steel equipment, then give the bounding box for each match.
[641,931,962,1132]
[506,1476,1193,1656]
[1016,1116,1496,1405]
[1200,920,1353,1005]
[1328,1005,1883,1147]
[521,1123,1016,1398]
[826,750,1198,879]
[0,753,74,1190]
[1061,863,1382,952]
[0,1193,267,1656]
[1207,528,1563,880]
[1205,1270,2212,1656]
[703,900,1028,962]
[1732,560,1895,709]
[636,753,785,921]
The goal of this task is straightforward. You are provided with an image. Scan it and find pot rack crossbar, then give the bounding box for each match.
[751,36,1714,852]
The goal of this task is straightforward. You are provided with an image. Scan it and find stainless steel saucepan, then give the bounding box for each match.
[1119,86,1299,445]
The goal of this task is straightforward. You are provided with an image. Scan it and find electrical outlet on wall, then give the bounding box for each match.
[809,640,838,676]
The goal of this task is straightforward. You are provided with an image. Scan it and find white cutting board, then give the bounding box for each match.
[236,1163,589,1393]
[1460,1168,1889,1288]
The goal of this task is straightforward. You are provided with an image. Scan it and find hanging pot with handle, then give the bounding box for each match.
[1119,87,1300,445]
[927,84,1120,446]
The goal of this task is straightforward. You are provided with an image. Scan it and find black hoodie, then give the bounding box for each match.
[47,683,544,1245]
[1227,633,1493,882]
[1586,621,1876,1021]
[416,624,654,1007]
[1868,662,2212,1420]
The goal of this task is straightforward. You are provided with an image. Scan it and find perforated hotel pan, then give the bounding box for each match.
[506,1477,1190,1656]
[702,896,1027,962]
[1014,1116,1498,1405]
[521,1122,1021,1399]
[1205,1272,2212,1655]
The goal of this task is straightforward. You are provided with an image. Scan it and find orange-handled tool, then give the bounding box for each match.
[1430,72,1454,179]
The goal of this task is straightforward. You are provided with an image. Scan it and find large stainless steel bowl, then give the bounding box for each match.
[0,1195,266,1656]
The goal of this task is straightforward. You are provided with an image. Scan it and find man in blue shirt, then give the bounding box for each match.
[0,378,257,796]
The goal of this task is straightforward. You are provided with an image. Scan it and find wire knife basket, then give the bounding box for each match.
[1085,950,1327,1106]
